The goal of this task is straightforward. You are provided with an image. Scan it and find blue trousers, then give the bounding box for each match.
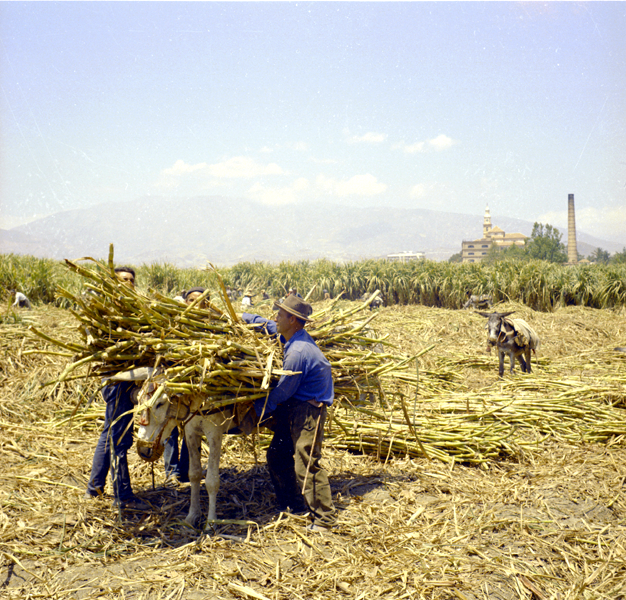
[86,382,136,501]
[163,427,190,482]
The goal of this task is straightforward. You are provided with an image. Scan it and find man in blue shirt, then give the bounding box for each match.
[242,295,337,531]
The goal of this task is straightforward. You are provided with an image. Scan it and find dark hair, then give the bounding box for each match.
[115,266,136,278]
[182,287,207,300]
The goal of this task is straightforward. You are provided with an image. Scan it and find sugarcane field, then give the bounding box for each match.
[1,252,626,600]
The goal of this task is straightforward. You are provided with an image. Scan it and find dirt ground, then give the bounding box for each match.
[1,303,625,600]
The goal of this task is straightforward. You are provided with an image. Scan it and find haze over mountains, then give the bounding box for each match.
[0,196,622,267]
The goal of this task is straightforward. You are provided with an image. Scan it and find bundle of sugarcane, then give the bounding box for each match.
[28,249,421,414]
[325,386,626,463]
[327,409,515,464]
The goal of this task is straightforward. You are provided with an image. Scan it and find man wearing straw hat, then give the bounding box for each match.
[242,295,337,532]
[84,267,150,510]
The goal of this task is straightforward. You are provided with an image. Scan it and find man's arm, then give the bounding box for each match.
[241,313,278,337]
[253,346,306,416]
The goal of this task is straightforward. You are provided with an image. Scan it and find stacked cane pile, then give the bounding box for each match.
[28,253,418,418]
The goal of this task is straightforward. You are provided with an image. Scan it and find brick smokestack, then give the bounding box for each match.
[567,194,578,264]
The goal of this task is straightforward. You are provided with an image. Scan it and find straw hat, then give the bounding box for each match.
[273,294,313,322]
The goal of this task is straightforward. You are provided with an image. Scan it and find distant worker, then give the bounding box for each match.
[360,292,383,310]
[323,289,330,300]
[12,291,32,310]
[241,291,253,308]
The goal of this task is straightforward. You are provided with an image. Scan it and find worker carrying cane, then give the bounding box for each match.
[241,295,337,532]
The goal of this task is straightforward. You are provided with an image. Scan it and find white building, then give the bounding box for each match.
[387,251,425,263]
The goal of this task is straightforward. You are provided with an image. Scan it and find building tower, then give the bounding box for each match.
[567,194,578,265]
[483,204,492,239]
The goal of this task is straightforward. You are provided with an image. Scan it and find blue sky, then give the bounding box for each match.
[2,2,625,244]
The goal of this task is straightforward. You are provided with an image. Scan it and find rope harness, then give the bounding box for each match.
[137,390,233,462]
[136,395,189,463]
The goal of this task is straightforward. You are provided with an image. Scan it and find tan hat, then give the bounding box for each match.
[273,294,313,322]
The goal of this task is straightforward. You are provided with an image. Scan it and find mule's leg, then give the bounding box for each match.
[516,349,527,373]
[203,423,226,524]
[498,349,505,377]
[524,346,532,373]
[184,424,203,527]
[508,350,516,374]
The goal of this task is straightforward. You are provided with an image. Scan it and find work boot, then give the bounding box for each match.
[84,488,103,500]
[306,522,332,533]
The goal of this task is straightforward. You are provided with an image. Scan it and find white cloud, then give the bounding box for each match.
[310,156,338,165]
[394,134,457,154]
[395,141,426,154]
[409,182,449,201]
[248,178,309,205]
[428,134,456,151]
[316,173,387,197]
[154,159,208,189]
[410,183,427,198]
[290,141,309,151]
[344,129,387,144]
[154,157,285,190]
[162,159,207,176]
[539,205,626,244]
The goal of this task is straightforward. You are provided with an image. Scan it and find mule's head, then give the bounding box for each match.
[136,382,189,462]
[478,311,515,344]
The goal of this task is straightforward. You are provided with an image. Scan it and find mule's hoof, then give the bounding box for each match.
[184,514,201,528]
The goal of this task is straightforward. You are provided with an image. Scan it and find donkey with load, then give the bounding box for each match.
[478,311,541,377]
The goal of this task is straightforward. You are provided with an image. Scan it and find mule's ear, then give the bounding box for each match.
[499,311,515,318]
[476,311,491,318]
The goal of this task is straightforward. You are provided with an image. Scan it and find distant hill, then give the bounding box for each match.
[0,196,622,266]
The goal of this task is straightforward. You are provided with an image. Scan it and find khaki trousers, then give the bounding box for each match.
[267,400,336,527]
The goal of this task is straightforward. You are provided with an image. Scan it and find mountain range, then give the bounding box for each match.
[1,196,622,267]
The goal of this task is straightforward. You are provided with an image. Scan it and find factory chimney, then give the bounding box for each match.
[567,194,578,265]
